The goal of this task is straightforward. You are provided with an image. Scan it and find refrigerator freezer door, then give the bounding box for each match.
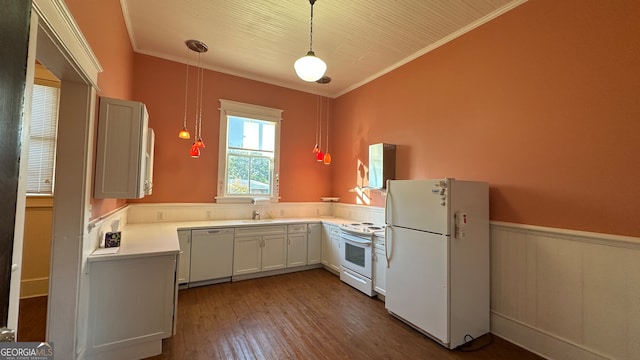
[385,227,449,345]
[386,180,449,235]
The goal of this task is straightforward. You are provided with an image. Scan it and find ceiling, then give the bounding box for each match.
[120,0,526,98]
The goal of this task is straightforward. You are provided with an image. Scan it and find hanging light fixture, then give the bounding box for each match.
[294,0,327,82]
[178,46,191,139]
[316,76,331,162]
[189,142,201,158]
[312,82,320,154]
[315,94,324,161]
[317,76,332,164]
[194,56,205,149]
[185,39,208,157]
[323,91,331,164]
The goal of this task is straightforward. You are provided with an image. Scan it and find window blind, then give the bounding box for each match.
[27,84,59,194]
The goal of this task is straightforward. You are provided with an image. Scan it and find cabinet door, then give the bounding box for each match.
[87,254,176,355]
[191,229,234,282]
[262,234,287,271]
[330,228,342,272]
[177,230,191,285]
[287,232,308,268]
[94,97,148,199]
[233,236,262,275]
[144,128,155,195]
[321,224,332,267]
[307,223,322,265]
[373,247,387,296]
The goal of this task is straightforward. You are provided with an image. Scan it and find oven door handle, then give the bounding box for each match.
[342,234,372,246]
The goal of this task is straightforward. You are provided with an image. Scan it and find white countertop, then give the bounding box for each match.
[88,217,354,262]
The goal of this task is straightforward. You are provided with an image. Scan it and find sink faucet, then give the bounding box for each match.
[252,210,261,220]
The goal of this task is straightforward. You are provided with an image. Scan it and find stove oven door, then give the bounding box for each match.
[340,231,372,277]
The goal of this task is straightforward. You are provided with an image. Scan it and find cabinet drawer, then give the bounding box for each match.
[234,225,287,237]
[287,224,308,233]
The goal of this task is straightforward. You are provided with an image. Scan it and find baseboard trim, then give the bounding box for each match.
[232,264,323,282]
[491,312,610,360]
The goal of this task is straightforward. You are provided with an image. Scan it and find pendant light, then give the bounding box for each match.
[184,39,208,157]
[312,82,320,154]
[178,47,191,139]
[316,76,331,162]
[316,97,324,162]
[294,0,327,82]
[317,76,332,164]
[323,91,331,165]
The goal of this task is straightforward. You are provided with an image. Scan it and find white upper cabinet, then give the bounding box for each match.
[94,97,154,199]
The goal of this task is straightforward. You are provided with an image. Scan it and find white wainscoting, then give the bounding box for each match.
[490,222,640,360]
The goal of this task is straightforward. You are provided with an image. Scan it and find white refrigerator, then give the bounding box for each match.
[384,178,489,349]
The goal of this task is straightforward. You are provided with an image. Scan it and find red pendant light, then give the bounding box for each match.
[189,143,200,158]
[184,39,208,157]
[316,76,332,164]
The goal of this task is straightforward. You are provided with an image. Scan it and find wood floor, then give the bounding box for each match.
[17,295,47,342]
[17,269,542,359]
[148,269,542,360]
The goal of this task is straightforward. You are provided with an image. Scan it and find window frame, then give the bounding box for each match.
[216,99,282,203]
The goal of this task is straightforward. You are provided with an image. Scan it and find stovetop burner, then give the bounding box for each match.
[341,222,385,235]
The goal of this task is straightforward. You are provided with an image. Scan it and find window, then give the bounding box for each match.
[217,99,282,203]
[27,83,60,195]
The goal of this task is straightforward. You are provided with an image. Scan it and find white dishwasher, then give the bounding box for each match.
[189,228,234,286]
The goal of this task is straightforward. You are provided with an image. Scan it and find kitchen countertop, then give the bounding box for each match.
[87,217,355,262]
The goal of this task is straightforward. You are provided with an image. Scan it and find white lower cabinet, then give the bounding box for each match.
[262,234,287,271]
[287,224,308,268]
[233,225,287,276]
[86,254,177,359]
[322,224,341,273]
[233,235,262,275]
[307,223,322,265]
[373,241,387,297]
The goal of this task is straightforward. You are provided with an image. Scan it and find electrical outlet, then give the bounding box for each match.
[156,211,164,221]
[206,210,212,220]
[280,209,284,216]
[316,209,320,215]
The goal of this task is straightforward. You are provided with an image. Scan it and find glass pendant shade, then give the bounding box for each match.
[295,51,327,82]
[323,152,331,165]
[316,150,324,162]
[178,127,191,139]
[195,137,205,148]
[189,143,200,158]
[312,144,319,153]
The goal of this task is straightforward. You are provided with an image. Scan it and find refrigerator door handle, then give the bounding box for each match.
[385,179,392,225]
[385,226,392,268]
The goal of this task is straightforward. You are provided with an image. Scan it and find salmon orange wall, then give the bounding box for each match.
[65,0,136,218]
[129,53,332,203]
[332,0,640,237]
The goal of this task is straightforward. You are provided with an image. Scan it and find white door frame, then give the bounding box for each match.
[19,1,102,358]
